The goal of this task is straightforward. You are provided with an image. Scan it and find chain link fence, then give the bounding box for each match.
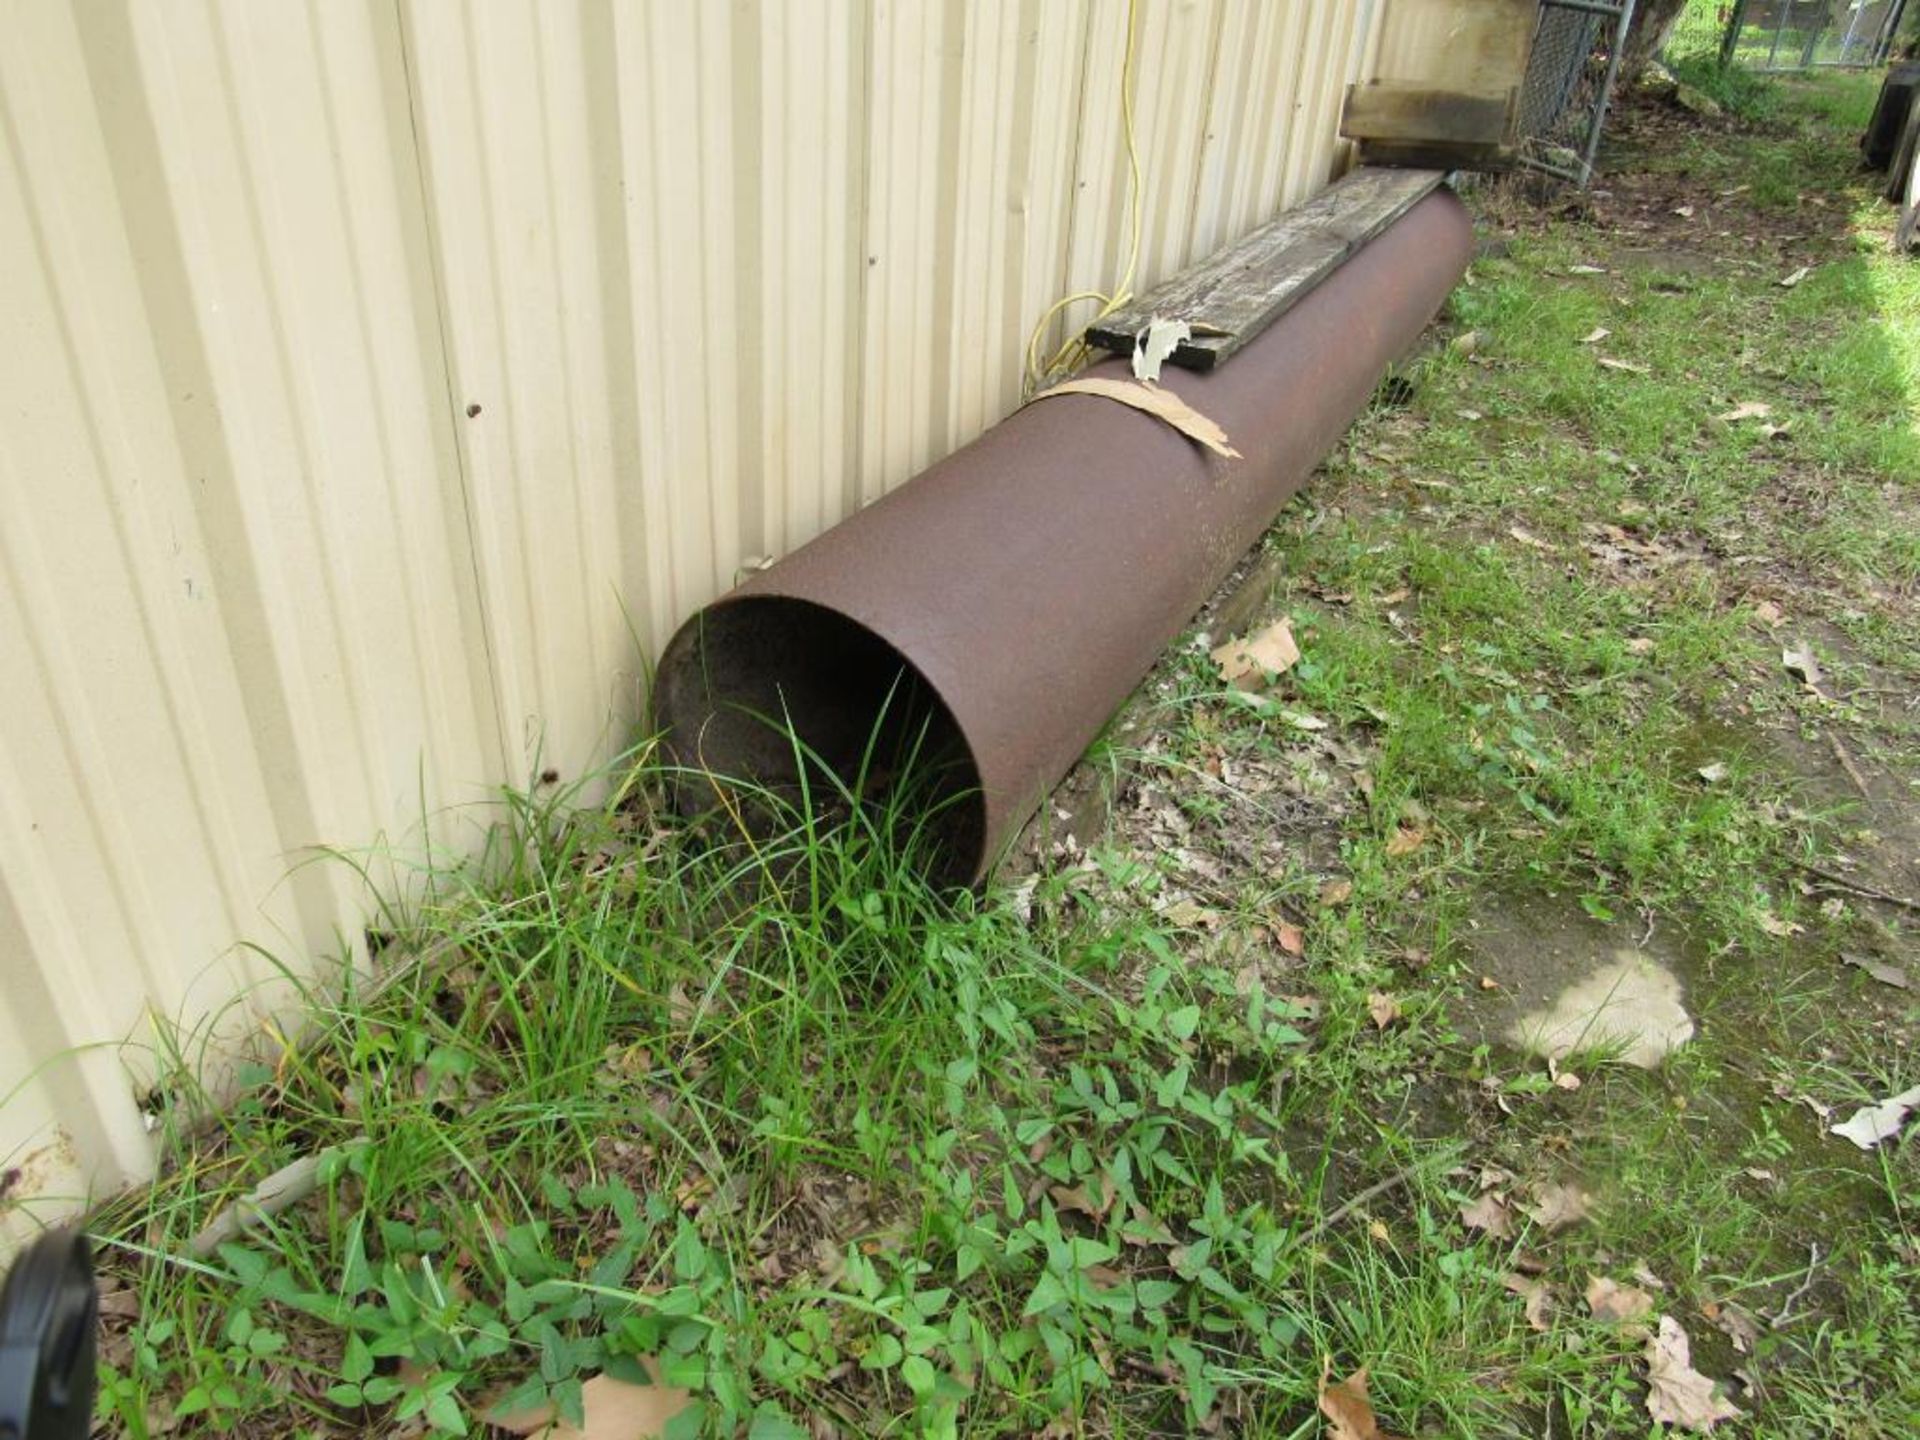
[1518,0,1638,185]
[1713,0,1909,71]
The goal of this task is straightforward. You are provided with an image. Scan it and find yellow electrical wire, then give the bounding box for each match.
[1023,0,1145,397]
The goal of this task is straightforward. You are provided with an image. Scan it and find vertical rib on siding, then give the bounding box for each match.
[1,0,1388,1232]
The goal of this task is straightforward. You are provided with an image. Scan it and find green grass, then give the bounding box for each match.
[72,71,1920,1440]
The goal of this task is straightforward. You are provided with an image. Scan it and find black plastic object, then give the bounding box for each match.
[1864,62,1920,173]
[0,1229,97,1440]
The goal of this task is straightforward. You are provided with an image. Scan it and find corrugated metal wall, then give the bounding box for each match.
[0,0,1383,1231]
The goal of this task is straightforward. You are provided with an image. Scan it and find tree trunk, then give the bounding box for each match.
[1619,0,1693,85]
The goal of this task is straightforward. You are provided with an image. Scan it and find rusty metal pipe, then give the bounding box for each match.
[655,188,1473,882]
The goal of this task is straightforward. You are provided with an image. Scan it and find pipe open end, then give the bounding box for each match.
[653,596,988,885]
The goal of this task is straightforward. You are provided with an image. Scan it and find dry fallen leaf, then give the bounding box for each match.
[1317,1363,1403,1440]
[1271,920,1306,957]
[1701,1298,1761,1355]
[1585,1274,1657,1326]
[1384,826,1425,858]
[1366,991,1403,1029]
[1697,761,1729,784]
[1570,263,1608,275]
[1757,912,1804,939]
[1503,1273,1554,1332]
[1376,586,1412,606]
[1039,376,1242,458]
[1715,401,1772,423]
[1777,264,1812,288]
[1050,1176,1116,1219]
[1752,599,1785,627]
[1212,617,1300,690]
[1525,1181,1594,1232]
[1673,204,1696,218]
[1163,898,1223,929]
[1625,636,1656,655]
[495,1367,693,1440]
[1459,1191,1515,1238]
[1831,1082,1920,1150]
[1508,525,1555,551]
[1644,1315,1742,1431]
[1597,357,1652,375]
[1450,329,1482,355]
[1578,326,1611,345]
[1320,878,1354,907]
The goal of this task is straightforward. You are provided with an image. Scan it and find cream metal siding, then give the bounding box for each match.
[0,0,1383,1232]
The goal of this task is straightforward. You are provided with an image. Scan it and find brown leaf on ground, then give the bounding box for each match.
[1578,326,1610,345]
[1319,878,1354,907]
[1585,1274,1657,1326]
[1525,1181,1594,1232]
[1366,992,1403,1030]
[1459,1191,1515,1239]
[1715,401,1772,423]
[1644,1316,1742,1431]
[1700,1298,1762,1355]
[494,1366,692,1439]
[1757,912,1804,939]
[1508,524,1555,551]
[1271,920,1306,957]
[1317,1362,1404,1440]
[1212,617,1301,690]
[97,1287,141,1321]
[1162,898,1223,929]
[1751,599,1785,627]
[1384,826,1425,858]
[1597,356,1652,375]
[1502,1273,1554,1331]
[1050,1176,1117,1220]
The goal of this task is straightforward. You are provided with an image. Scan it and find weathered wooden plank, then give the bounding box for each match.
[1369,0,1537,103]
[1086,166,1445,372]
[1340,81,1516,147]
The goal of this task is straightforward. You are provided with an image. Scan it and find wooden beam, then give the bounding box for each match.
[1085,166,1447,372]
[1340,81,1516,147]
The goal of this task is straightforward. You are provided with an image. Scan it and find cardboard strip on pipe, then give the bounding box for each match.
[1028,378,1243,458]
[654,188,1475,884]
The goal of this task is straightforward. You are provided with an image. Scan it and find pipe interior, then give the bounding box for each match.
[655,596,987,883]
